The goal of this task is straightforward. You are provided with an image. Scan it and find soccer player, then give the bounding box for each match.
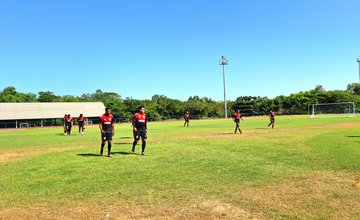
[232,110,244,134]
[184,111,190,127]
[99,107,115,157]
[62,114,67,135]
[268,109,276,129]
[132,106,148,156]
[64,114,73,135]
[78,114,85,135]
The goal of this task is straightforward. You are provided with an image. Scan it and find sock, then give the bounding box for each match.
[142,141,146,153]
[132,141,137,152]
[107,143,112,156]
[100,143,105,155]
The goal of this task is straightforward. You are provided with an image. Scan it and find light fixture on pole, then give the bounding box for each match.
[219,56,228,118]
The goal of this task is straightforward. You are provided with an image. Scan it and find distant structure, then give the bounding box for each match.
[219,56,228,118]
[357,58,360,83]
[0,102,105,128]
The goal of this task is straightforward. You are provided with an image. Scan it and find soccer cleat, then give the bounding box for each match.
[107,155,112,158]
[141,152,146,156]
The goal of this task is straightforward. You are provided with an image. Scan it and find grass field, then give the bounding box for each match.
[0,115,360,219]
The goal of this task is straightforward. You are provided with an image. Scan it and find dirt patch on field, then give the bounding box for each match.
[0,199,263,220]
[239,171,360,219]
[0,145,87,163]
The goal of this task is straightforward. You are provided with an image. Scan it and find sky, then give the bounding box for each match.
[0,0,359,101]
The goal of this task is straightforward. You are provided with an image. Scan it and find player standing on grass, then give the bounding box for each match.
[62,114,67,135]
[232,110,244,134]
[78,114,85,135]
[64,114,73,135]
[132,106,148,156]
[268,109,276,129]
[184,111,190,127]
[99,108,115,157]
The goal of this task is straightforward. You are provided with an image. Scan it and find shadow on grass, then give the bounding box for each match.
[346,135,360,138]
[56,133,70,136]
[119,136,132,139]
[111,151,131,155]
[114,142,132,145]
[77,153,100,157]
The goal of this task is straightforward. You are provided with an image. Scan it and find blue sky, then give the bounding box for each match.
[0,0,359,101]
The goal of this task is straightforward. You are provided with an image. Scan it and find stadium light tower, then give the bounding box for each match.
[219,56,228,118]
[357,58,360,83]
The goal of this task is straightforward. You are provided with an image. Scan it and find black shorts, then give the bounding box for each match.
[78,122,84,127]
[234,119,240,124]
[270,117,275,122]
[134,130,147,141]
[101,132,113,141]
[66,124,72,130]
[184,118,189,122]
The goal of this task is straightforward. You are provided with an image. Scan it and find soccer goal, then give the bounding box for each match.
[308,102,356,118]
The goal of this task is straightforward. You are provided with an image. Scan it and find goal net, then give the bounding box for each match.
[308,102,356,118]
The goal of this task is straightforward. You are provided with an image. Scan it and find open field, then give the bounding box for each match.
[0,115,360,219]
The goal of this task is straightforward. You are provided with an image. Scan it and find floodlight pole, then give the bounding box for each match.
[219,56,228,118]
[357,58,360,83]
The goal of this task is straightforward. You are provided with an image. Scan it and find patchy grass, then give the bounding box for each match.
[0,115,360,219]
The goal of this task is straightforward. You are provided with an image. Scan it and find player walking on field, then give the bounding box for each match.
[78,114,85,135]
[99,108,115,157]
[184,111,190,127]
[64,114,73,135]
[268,109,276,129]
[62,114,67,135]
[132,106,148,156]
[232,110,244,134]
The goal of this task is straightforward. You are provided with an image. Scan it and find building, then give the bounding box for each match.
[0,102,106,128]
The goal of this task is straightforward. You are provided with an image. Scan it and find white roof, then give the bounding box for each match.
[0,102,106,120]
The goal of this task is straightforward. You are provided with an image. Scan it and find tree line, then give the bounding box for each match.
[0,83,359,119]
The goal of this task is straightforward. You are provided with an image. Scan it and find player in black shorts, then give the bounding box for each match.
[62,114,67,135]
[232,110,244,134]
[184,111,190,127]
[268,109,275,129]
[132,106,148,156]
[99,108,115,157]
[64,114,73,135]
[78,114,85,135]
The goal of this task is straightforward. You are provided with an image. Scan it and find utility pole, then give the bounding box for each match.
[219,56,228,118]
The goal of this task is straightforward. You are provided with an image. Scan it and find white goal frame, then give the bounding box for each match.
[308,102,356,118]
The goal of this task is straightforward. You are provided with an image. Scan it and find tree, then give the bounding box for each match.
[315,85,325,92]
[346,83,360,95]
[38,91,60,102]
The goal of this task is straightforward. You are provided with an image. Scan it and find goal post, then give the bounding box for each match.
[308,102,356,118]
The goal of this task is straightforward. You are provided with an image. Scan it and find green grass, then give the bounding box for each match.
[1,115,360,219]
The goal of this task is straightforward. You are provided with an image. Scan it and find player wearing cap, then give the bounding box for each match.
[99,108,115,157]
[132,106,148,156]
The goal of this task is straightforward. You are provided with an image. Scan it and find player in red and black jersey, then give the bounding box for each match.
[62,114,67,135]
[268,109,276,129]
[232,110,244,134]
[184,111,190,127]
[78,114,85,135]
[99,108,115,157]
[132,106,148,156]
[64,114,73,135]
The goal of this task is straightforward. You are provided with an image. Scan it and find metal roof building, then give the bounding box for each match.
[0,102,105,128]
